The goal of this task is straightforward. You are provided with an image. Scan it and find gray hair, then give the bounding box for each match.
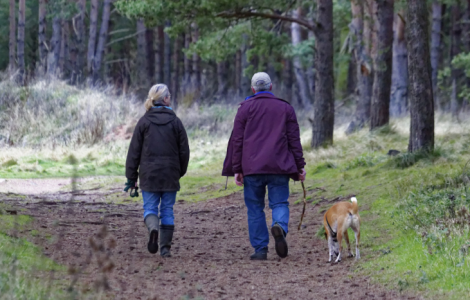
[251,72,272,92]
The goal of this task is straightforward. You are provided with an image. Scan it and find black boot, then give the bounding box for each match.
[160,224,174,257]
[144,214,159,254]
[271,223,288,258]
[250,247,268,261]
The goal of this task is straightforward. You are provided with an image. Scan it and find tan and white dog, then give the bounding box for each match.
[323,197,360,263]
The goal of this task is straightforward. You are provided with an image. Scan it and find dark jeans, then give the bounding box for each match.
[243,174,290,252]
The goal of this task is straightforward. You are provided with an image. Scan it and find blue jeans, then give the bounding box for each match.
[243,174,290,252]
[142,190,177,225]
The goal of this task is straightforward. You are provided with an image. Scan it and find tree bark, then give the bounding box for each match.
[450,3,462,117]
[311,0,334,148]
[283,58,293,100]
[191,23,201,94]
[406,0,434,152]
[136,19,148,90]
[17,0,25,84]
[73,0,86,83]
[87,0,99,76]
[164,21,171,87]
[370,0,394,130]
[390,12,408,117]
[172,34,182,108]
[183,30,192,91]
[291,7,311,107]
[235,49,241,96]
[154,26,164,83]
[92,0,112,84]
[59,19,69,77]
[38,0,47,75]
[216,60,228,100]
[346,0,373,134]
[241,34,250,95]
[346,54,356,97]
[145,28,155,81]
[48,17,62,76]
[430,1,442,109]
[9,0,16,72]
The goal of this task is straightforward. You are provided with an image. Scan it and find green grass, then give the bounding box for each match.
[0,210,67,299]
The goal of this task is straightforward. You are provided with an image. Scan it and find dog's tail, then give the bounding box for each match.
[350,197,359,215]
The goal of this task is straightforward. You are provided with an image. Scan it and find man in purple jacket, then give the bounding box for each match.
[222,72,306,260]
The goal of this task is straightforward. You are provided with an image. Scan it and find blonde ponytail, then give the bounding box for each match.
[144,84,170,111]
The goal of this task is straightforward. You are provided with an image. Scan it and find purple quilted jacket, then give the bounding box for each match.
[222,92,305,181]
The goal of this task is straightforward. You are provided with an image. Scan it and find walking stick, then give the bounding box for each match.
[297,182,307,230]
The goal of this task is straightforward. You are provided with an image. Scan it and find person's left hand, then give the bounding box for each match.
[234,173,244,186]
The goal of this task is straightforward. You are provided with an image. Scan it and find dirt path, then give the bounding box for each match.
[1,182,420,300]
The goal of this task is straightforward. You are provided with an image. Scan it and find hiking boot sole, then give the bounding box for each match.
[147,229,159,254]
[271,225,288,258]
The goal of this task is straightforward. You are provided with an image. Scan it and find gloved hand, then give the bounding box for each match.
[124,179,139,197]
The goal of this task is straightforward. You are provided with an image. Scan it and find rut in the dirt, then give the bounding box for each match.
[5,192,420,300]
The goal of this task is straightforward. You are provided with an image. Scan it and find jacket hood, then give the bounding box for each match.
[145,107,176,125]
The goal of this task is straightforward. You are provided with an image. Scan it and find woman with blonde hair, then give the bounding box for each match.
[125,83,190,257]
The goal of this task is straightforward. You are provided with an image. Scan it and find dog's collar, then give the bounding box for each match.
[326,216,338,242]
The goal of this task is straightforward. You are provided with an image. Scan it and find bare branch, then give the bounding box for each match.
[216,10,318,36]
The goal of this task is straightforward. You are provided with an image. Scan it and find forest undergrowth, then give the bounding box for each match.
[1,79,470,298]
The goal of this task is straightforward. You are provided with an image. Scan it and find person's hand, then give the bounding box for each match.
[234,173,244,186]
[299,168,306,182]
[124,179,136,192]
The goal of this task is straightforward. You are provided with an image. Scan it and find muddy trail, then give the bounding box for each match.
[1,182,420,300]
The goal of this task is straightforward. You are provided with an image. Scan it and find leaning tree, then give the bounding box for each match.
[116,0,335,148]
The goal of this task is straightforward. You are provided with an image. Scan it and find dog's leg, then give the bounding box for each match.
[327,236,333,262]
[344,230,353,257]
[334,230,343,263]
[354,228,360,259]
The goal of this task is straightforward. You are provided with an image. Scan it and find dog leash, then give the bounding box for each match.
[297,182,307,230]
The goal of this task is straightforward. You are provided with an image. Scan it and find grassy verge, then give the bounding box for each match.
[0,210,67,299]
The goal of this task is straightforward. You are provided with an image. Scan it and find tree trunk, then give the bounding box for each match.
[407,0,434,152]
[38,0,47,75]
[73,0,86,83]
[59,19,69,77]
[235,49,241,96]
[136,19,148,91]
[283,58,293,100]
[241,34,250,95]
[164,21,171,87]
[216,61,227,100]
[92,0,112,84]
[390,12,408,117]
[172,34,182,108]
[312,0,334,148]
[430,1,442,109]
[370,0,394,130]
[154,26,164,83]
[17,0,25,84]
[291,7,311,107]
[87,0,99,76]
[346,0,373,134]
[145,28,155,81]
[191,23,201,94]
[183,30,192,91]
[48,17,62,76]
[9,0,16,72]
[450,3,462,117]
[346,54,356,97]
